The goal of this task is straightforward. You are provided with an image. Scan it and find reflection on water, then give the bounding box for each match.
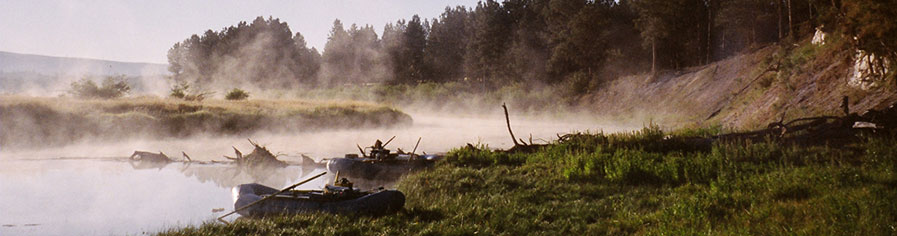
[0,114,631,235]
[177,162,321,189]
[0,159,328,236]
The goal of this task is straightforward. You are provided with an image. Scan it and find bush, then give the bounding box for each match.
[225,88,250,100]
[169,82,188,99]
[169,81,212,101]
[69,75,131,99]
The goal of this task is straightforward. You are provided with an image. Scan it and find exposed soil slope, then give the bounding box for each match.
[587,37,897,130]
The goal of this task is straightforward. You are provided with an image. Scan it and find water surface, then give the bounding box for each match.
[0,114,629,235]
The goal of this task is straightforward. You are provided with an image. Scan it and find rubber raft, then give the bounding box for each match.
[232,183,405,217]
[326,154,441,180]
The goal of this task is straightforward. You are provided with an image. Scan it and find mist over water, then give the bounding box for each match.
[0,112,633,235]
[2,112,632,161]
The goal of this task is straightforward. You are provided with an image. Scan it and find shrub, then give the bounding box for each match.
[69,75,131,99]
[225,88,250,100]
[169,81,212,101]
[169,82,188,99]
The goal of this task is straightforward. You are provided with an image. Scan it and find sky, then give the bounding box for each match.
[0,0,479,64]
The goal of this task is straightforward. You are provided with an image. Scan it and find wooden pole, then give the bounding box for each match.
[217,171,327,224]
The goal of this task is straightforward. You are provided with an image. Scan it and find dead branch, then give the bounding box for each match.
[502,103,521,147]
[233,146,243,159]
[182,152,192,162]
[248,139,259,148]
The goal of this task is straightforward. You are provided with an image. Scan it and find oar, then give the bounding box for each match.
[382,136,397,147]
[409,137,421,160]
[217,171,327,224]
[357,144,367,158]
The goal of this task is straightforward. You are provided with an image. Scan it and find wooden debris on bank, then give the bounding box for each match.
[547,99,897,153]
[715,99,896,145]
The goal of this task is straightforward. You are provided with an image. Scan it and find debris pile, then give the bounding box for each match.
[225,139,288,168]
[715,99,897,146]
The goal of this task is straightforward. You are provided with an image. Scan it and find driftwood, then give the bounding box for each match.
[501,103,547,153]
[129,151,172,163]
[128,151,173,170]
[712,100,896,146]
[503,103,521,146]
[550,100,897,152]
[223,139,288,168]
[181,152,193,162]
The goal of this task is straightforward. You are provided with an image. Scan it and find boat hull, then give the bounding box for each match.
[326,156,438,180]
[233,183,405,217]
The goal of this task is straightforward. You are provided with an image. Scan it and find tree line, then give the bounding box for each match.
[167,0,896,89]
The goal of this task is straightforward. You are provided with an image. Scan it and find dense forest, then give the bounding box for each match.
[166,0,895,90]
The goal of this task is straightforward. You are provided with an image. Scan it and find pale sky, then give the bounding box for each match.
[0,0,479,64]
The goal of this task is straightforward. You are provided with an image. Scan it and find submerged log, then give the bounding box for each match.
[129,151,172,163]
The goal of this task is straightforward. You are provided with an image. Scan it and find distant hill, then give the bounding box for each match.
[0,51,168,76]
[0,51,170,95]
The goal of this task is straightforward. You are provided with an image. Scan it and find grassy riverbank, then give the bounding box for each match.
[0,96,411,149]
[161,126,897,235]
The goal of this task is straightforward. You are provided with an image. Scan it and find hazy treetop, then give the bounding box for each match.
[0,0,479,64]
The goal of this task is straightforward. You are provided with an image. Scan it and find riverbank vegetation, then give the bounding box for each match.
[161,126,897,235]
[0,96,411,149]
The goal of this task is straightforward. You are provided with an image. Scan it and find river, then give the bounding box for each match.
[0,113,630,235]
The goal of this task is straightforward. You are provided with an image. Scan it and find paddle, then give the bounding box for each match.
[382,136,396,147]
[217,171,328,224]
[409,137,421,160]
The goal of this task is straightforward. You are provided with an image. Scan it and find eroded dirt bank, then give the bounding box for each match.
[586,39,897,130]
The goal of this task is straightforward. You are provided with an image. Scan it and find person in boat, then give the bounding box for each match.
[336,177,354,189]
[371,140,389,161]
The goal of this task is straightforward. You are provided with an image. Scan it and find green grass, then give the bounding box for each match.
[160,127,897,235]
[0,96,411,148]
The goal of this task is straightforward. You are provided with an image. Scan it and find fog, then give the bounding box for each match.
[1,112,633,161]
[0,9,646,235]
[0,111,633,235]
